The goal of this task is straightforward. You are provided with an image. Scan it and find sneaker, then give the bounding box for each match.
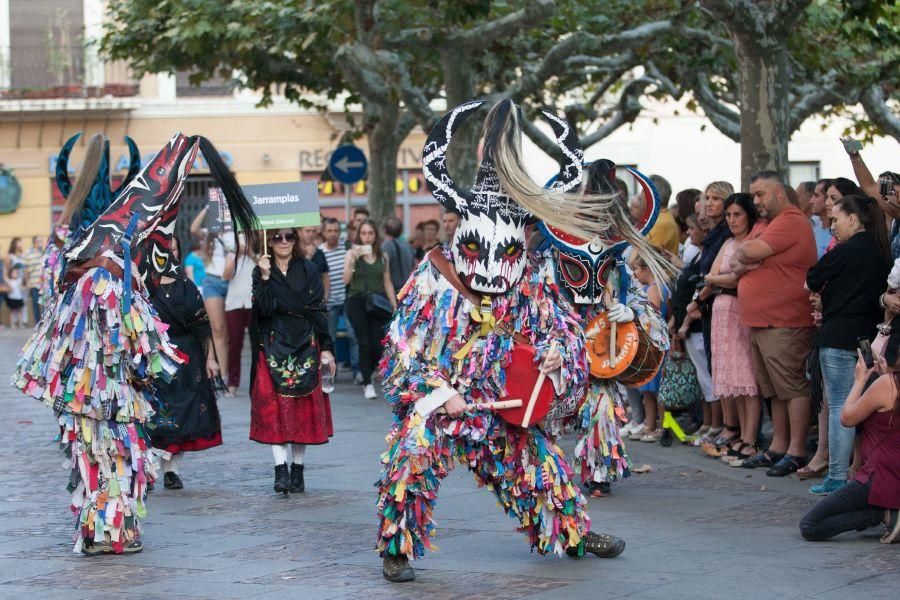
[364,384,377,399]
[354,372,364,385]
[882,509,900,544]
[382,555,415,582]
[627,423,646,440]
[808,477,847,496]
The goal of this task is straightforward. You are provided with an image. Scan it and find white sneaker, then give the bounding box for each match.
[628,423,646,440]
[364,384,377,400]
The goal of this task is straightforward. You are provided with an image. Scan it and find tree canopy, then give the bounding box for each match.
[102,0,899,214]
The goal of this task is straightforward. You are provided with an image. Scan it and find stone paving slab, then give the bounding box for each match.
[0,327,896,599]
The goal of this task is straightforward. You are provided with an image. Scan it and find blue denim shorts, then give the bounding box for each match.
[202,274,228,299]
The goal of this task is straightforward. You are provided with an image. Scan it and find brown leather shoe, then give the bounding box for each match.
[382,555,415,582]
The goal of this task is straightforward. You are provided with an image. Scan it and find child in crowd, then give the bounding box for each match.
[6,265,25,328]
[629,253,669,442]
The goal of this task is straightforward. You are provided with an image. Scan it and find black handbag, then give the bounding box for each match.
[365,292,393,319]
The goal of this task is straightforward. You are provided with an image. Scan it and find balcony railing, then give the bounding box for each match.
[0,45,139,100]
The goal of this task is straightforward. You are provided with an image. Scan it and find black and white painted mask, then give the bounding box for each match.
[422,100,582,294]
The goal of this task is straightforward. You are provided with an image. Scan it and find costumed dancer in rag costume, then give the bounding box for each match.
[147,229,224,492]
[39,132,141,309]
[12,133,256,555]
[538,160,671,497]
[376,99,628,583]
[249,228,336,495]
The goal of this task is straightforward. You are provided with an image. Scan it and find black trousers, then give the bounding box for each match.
[345,295,390,385]
[799,479,885,541]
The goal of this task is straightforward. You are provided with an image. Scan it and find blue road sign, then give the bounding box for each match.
[328,145,368,184]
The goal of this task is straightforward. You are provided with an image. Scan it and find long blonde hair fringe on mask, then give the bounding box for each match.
[56,134,104,229]
[487,102,677,290]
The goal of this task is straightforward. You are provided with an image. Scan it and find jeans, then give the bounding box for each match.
[29,287,40,324]
[345,295,390,385]
[819,347,857,480]
[327,304,359,372]
[799,479,884,540]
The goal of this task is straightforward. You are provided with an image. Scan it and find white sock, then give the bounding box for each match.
[291,444,306,465]
[272,443,290,465]
[162,452,182,474]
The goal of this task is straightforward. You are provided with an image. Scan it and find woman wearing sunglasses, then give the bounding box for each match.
[249,228,336,494]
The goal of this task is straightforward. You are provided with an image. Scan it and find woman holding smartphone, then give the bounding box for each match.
[800,318,900,544]
[805,194,891,496]
[343,219,397,400]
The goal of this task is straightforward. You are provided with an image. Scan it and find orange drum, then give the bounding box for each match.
[585,312,664,387]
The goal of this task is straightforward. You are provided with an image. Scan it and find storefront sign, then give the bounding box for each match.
[208,181,320,231]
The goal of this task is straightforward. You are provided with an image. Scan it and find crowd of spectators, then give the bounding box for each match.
[616,143,898,544]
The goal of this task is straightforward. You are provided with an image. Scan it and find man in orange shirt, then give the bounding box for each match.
[732,171,818,477]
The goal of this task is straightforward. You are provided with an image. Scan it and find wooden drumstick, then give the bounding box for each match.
[437,399,523,415]
[610,320,617,368]
[521,341,558,428]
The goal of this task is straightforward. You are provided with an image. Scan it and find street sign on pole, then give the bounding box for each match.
[328,145,368,184]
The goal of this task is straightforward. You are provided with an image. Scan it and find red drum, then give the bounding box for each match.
[495,343,556,427]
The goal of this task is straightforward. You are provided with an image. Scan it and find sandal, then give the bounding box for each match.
[740,449,784,469]
[797,461,828,480]
[728,444,759,467]
[692,426,722,447]
[722,442,755,463]
[765,453,808,477]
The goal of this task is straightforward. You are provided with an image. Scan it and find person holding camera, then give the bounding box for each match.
[842,137,900,258]
[799,317,900,544]
[343,219,397,400]
[250,228,336,495]
[805,194,891,495]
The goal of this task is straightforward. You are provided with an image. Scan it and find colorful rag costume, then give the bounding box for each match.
[12,133,255,554]
[376,100,598,562]
[539,160,669,486]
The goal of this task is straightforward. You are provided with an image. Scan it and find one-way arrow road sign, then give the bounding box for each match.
[328,145,368,184]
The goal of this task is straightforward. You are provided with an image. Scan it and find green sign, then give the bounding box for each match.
[0,167,22,214]
[208,181,320,232]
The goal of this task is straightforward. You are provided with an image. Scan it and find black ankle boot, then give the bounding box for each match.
[290,464,305,493]
[274,463,289,494]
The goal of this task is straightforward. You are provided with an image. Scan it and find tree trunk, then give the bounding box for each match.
[733,35,791,188]
[363,102,413,225]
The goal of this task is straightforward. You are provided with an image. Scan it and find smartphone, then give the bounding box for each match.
[355,244,373,255]
[880,177,895,198]
[858,336,874,369]
[842,137,863,154]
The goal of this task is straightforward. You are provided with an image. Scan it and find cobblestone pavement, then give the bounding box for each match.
[0,328,896,599]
